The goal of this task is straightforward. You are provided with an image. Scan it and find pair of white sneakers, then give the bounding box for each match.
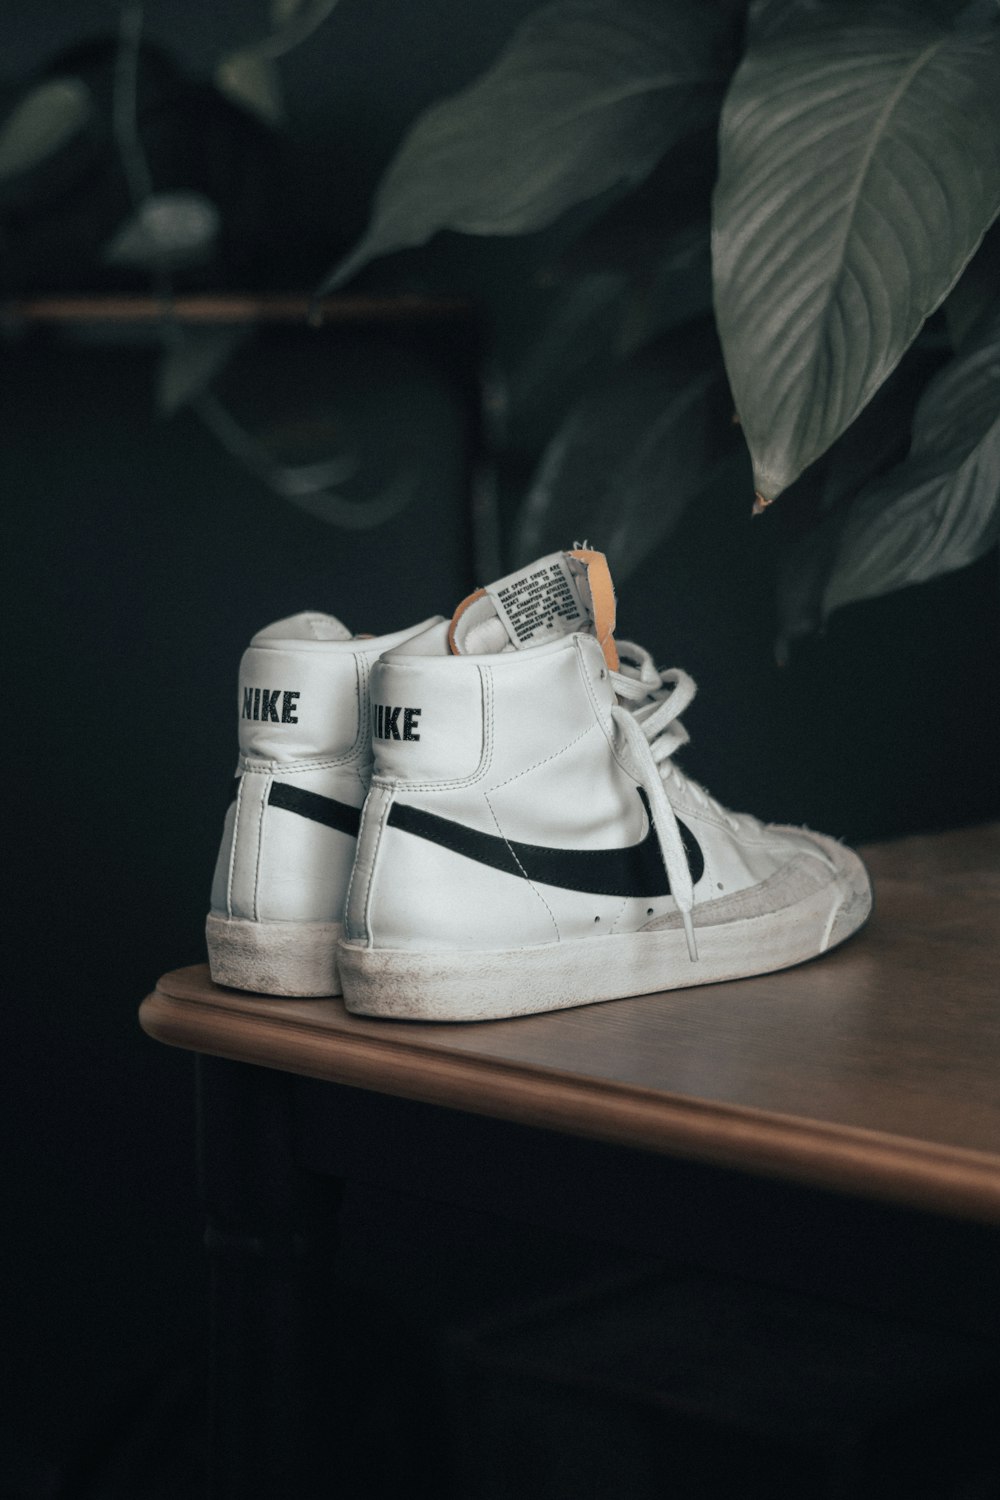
[207,548,871,1021]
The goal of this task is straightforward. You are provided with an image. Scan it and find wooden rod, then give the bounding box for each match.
[3,293,473,325]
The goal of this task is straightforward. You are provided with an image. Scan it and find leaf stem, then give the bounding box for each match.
[113,4,153,208]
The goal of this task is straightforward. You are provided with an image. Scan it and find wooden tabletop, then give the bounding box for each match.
[141,824,1000,1224]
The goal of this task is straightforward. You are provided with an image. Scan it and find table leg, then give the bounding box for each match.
[196,1055,343,1500]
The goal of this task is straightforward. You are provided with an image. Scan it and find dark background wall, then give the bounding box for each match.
[3,322,478,1493]
[2,2,998,1495]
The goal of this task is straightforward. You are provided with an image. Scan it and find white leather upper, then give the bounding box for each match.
[347,626,837,952]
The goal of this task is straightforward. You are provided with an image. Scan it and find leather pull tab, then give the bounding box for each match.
[568,548,619,672]
[448,587,487,655]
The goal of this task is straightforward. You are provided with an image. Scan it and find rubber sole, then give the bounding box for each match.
[206,912,343,997]
[339,844,872,1022]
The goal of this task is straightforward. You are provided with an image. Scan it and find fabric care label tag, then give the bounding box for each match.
[485,553,591,650]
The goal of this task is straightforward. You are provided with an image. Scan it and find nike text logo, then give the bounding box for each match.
[374,704,422,741]
[387,790,703,898]
[242,688,301,723]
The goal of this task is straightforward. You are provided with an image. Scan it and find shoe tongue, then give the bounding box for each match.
[448,549,619,670]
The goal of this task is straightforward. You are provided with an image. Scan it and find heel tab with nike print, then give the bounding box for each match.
[206,609,443,997]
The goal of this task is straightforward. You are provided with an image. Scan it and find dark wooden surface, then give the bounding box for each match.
[141,823,1000,1224]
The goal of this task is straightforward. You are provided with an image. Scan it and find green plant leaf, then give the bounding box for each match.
[318,0,729,293]
[504,272,628,450]
[824,304,1000,613]
[514,333,735,582]
[157,327,251,417]
[270,0,304,23]
[712,22,1000,502]
[773,345,941,654]
[104,192,221,268]
[0,78,92,181]
[215,0,338,124]
[816,346,941,511]
[775,513,845,663]
[215,50,285,125]
[257,0,340,58]
[617,219,712,355]
[552,119,719,279]
[192,394,410,530]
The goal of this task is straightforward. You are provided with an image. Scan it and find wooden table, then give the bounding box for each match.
[140,823,1000,1496]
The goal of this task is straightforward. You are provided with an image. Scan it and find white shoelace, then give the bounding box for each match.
[610,640,739,964]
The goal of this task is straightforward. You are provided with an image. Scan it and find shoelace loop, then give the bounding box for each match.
[609,640,738,963]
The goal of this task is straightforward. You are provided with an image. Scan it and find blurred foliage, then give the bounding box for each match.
[324,0,999,638]
[1,0,997,640]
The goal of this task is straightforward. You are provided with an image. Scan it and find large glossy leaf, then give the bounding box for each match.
[713,22,1000,501]
[774,354,932,655]
[775,513,845,664]
[617,219,713,355]
[0,79,92,180]
[514,335,734,582]
[824,305,1000,613]
[503,272,627,450]
[319,0,728,293]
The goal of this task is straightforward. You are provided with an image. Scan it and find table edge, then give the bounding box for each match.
[139,980,1000,1228]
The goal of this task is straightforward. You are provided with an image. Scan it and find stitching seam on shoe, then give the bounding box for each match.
[484,790,560,940]
[487,721,596,792]
[343,792,371,942]
[574,636,615,738]
[347,653,368,761]
[226,775,244,918]
[252,773,271,923]
[360,786,394,947]
[608,894,630,933]
[575,636,635,780]
[250,755,363,773]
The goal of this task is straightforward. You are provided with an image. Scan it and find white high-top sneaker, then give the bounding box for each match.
[207,609,441,996]
[338,549,872,1021]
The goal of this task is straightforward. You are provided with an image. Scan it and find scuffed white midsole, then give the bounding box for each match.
[206,912,343,997]
[338,853,871,1022]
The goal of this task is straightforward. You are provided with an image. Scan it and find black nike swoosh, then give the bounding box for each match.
[269,781,361,837]
[387,788,704,899]
[228,777,360,838]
